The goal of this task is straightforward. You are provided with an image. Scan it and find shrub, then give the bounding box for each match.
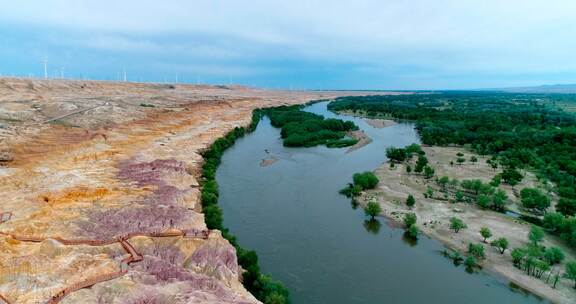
[406,195,416,208]
[464,256,477,269]
[520,188,550,213]
[407,224,419,239]
[543,247,565,265]
[480,227,492,243]
[423,166,435,179]
[450,217,467,233]
[490,238,508,254]
[204,205,223,230]
[339,184,362,197]
[404,213,417,227]
[528,225,545,245]
[353,172,379,190]
[386,147,407,162]
[364,202,382,219]
[557,198,576,217]
[501,167,523,185]
[468,243,486,259]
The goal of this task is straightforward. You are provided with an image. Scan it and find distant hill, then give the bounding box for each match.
[493,84,576,94]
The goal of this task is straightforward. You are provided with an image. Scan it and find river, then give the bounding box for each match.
[216,101,544,304]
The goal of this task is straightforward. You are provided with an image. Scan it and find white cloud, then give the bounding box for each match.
[1,0,575,88]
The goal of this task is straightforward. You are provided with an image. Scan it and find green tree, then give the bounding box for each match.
[450,217,467,233]
[557,198,576,217]
[265,293,288,304]
[339,183,362,197]
[406,164,412,174]
[364,201,382,219]
[405,143,423,155]
[407,224,419,239]
[543,247,565,265]
[424,166,435,179]
[533,259,550,278]
[511,247,526,265]
[456,157,466,165]
[520,188,551,213]
[204,205,223,230]
[491,189,508,211]
[425,186,434,199]
[455,191,464,202]
[406,195,416,209]
[565,261,576,288]
[501,167,523,186]
[480,227,492,243]
[404,213,417,227]
[490,174,502,187]
[449,178,459,189]
[415,155,428,173]
[468,243,486,259]
[542,212,565,233]
[490,238,509,254]
[386,147,407,162]
[438,176,450,189]
[353,172,380,190]
[528,225,545,246]
[477,194,491,209]
[464,256,477,268]
[470,156,478,163]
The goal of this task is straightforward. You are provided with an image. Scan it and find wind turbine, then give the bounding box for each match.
[43,57,48,79]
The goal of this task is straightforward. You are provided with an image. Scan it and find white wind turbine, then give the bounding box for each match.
[43,57,48,79]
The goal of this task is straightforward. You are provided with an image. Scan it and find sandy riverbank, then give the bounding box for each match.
[364,118,397,128]
[357,146,576,304]
[346,130,372,153]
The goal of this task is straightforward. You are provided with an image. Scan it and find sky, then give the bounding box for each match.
[0,0,575,90]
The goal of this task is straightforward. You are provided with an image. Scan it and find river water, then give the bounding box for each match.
[216,101,544,304]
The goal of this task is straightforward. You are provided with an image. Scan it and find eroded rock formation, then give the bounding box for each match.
[0,78,360,303]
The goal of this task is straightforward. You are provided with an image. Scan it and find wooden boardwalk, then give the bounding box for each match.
[0,225,210,304]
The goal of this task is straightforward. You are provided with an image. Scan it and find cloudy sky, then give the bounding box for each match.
[0,0,575,89]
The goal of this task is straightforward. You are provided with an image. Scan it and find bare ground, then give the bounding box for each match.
[346,130,372,153]
[358,146,576,304]
[364,118,396,128]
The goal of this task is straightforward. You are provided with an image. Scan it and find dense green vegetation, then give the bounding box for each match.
[329,92,576,249]
[200,109,290,304]
[509,225,572,283]
[263,105,358,148]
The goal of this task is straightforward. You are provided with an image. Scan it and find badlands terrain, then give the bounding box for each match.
[0,78,366,303]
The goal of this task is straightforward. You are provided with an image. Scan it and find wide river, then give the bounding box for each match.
[217,101,544,304]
